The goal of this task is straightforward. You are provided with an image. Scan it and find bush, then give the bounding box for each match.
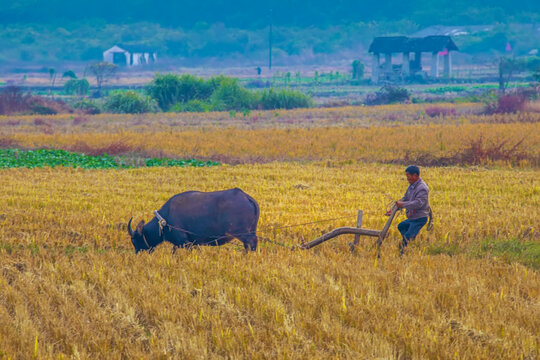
[30,104,57,115]
[146,74,212,111]
[64,79,90,96]
[246,79,270,88]
[72,99,101,114]
[0,86,32,114]
[364,85,410,105]
[402,137,531,166]
[449,137,530,165]
[0,86,74,115]
[103,91,158,114]
[484,94,526,114]
[30,96,72,115]
[145,74,312,112]
[425,106,456,117]
[524,56,540,72]
[258,88,312,109]
[171,99,213,112]
[209,77,257,111]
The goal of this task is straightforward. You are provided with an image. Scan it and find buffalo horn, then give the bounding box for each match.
[127,217,134,236]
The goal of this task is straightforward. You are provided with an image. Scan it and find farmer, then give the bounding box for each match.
[387,165,431,255]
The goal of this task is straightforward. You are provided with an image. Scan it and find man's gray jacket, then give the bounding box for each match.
[400,178,430,219]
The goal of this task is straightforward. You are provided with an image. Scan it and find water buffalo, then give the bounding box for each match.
[127,188,259,253]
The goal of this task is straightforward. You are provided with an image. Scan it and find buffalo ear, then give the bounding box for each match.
[136,220,145,235]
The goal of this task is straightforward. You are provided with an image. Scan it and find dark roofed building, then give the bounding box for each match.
[410,36,458,53]
[368,36,458,82]
[368,36,410,53]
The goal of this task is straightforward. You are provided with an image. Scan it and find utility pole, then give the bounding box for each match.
[268,8,273,70]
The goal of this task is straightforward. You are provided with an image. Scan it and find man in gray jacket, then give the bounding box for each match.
[390,165,431,255]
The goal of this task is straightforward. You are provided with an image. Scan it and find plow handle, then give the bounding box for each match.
[377,204,399,257]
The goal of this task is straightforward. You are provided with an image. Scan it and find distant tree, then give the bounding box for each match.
[533,67,540,82]
[49,68,57,86]
[498,57,525,94]
[352,60,364,80]
[48,68,57,97]
[62,70,77,79]
[64,79,90,97]
[364,85,410,105]
[88,62,117,97]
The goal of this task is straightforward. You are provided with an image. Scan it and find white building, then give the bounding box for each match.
[103,45,157,67]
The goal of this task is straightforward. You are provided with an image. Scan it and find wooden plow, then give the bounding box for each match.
[299,204,399,257]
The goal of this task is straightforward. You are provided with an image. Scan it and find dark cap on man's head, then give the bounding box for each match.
[405,165,420,175]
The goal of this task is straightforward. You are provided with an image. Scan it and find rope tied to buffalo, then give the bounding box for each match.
[151,203,433,250]
[153,210,358,249]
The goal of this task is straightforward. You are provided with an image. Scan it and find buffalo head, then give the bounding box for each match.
[127,218,152,253]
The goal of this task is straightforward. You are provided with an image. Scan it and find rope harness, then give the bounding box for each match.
[151,210,356,249]
[141,231,151,249]
[148,203,434,251]
[154,210,168,237]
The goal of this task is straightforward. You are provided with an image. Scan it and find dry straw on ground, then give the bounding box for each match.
[0,163,538,359]
[1,103,538,167]
[0,122,537,166]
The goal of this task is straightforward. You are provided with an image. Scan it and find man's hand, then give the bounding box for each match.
[386,201,403,215]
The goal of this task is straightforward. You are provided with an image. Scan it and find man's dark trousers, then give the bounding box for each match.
[397,217,428,254]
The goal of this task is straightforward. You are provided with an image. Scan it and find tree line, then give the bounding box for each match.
[1,0,539,28]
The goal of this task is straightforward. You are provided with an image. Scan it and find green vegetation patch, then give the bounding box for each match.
[426,238,540,269]
[0,149,220,169]
[472,239,540,269]
[147,74,312,113]
[144,157,220,168]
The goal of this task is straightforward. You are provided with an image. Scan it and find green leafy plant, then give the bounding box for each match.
[146,74,212,111]
[170,99,213,112]
[71,99,101,114]
[103,91,158,114]
[0,149,220,169]
[64,79,90,97]
[146,74,311,112]
[364,85,410,105]
[209,77,256,111]
[259,88,312,109]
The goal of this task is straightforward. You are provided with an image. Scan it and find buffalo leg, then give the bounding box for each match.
[168,231,189,253]
[238,234,258,252]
